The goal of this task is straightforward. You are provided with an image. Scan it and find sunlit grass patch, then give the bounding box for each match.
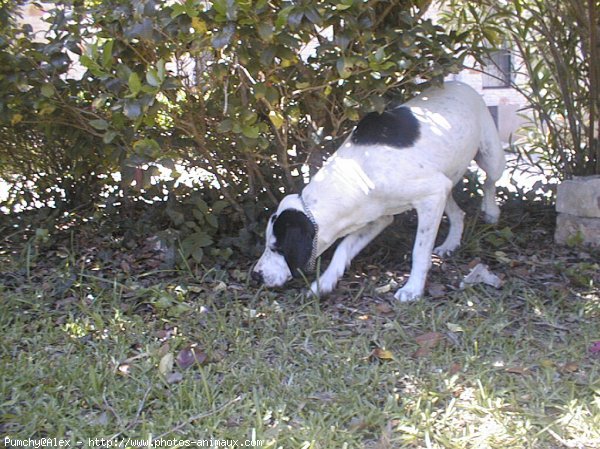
[1,209,598,448]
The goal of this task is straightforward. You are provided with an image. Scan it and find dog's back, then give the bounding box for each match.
[351,82,494,182]
[405,82,500,182]
[311,82,498,207]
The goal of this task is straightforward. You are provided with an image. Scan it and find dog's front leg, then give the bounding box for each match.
[310,216,394,296]
[395,182,450,302]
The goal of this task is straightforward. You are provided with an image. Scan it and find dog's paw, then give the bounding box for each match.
[482,205,500,224]
[310,277,337,297]
[394,286,423,302]
[307,284,319,298]
[483,212,499,224]
[433,242,460,257]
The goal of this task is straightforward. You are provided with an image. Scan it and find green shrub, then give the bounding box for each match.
[1,0,473,212]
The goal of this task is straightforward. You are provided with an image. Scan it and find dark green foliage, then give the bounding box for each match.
[1,0,469,211]
[0,0,484,261]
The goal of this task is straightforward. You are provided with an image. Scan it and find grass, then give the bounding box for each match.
[1,208,599,448]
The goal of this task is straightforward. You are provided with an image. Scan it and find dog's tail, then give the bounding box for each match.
[477,103,505,181]
[475,97,505,224]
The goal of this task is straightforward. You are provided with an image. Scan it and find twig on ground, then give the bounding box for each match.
[102,391,124,428]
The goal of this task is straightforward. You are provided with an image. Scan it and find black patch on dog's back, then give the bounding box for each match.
[351,106,420,148]
[272,209,315,277]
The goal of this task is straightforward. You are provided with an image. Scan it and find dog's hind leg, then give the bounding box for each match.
[310,215,394,296]
[434,194,465,256]
[476,114,505,224]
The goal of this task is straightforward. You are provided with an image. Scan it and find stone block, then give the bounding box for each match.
[555,213,600,247]
[556,176,600,218]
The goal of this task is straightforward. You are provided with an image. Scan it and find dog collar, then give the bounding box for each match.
[300,194,319,272]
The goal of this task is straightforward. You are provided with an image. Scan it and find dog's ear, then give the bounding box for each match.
[272,209,315,277]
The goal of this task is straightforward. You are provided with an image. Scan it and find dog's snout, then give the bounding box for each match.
[251,270,263,284]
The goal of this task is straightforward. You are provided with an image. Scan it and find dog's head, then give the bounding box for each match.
[252,195,316,287]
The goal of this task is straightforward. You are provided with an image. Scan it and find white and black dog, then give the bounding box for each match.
[252,82,505,301]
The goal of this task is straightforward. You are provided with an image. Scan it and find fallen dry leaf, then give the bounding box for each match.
[156,329,174,340]
[117,363,130,376]
[460,263,503,289]
[427,283,447,298]
[512,266,531,278]
[412,347,433,358]
[467,257,482,269]
[413,332,445,358]
[348,416,368,430]
[176,346,208,369]
[158,352,174,376]
[561,362,579,373]
[539,359,555,368]
[371,348,394,361]
[446,322,464,333]
[494,251,512,264]
[505,366,530,375]
[157,343,170,357]
[375,302,394,315]
[211,349,227,363]
[415,332,444,349]
[452,385,466,398]
[445,331,461,346]
[589,341,600,358]
[166,371,184,384]
[375,283,393,294]
[448,362,462,375]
